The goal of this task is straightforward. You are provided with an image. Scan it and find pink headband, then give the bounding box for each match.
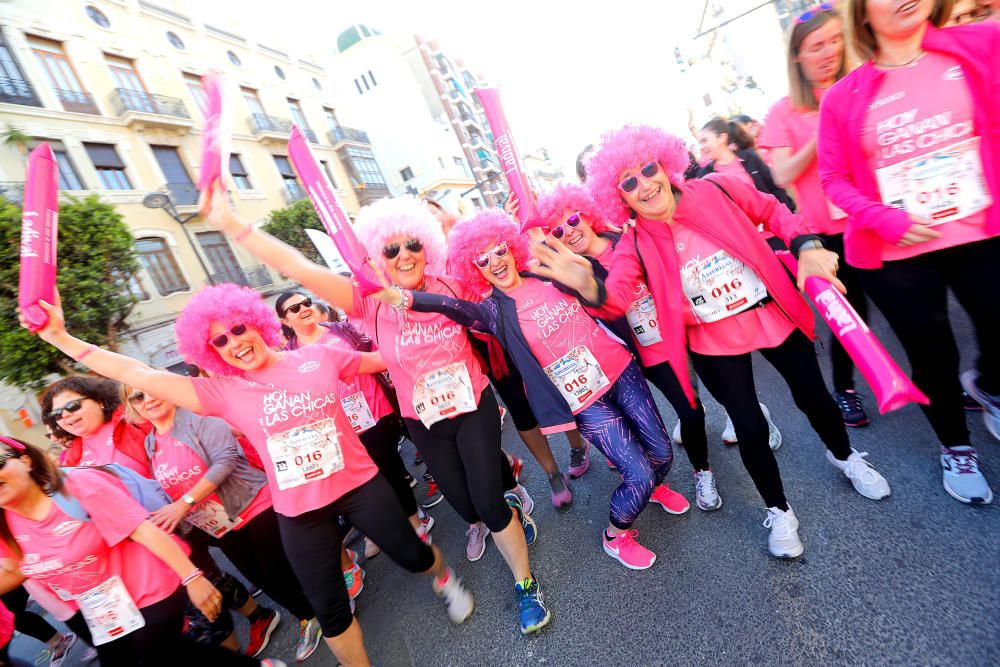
[0,436,26,452]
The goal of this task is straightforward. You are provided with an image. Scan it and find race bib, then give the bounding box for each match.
[626,293,662,346]
[186,499,242,538]
[875,137,992,225]
[266,418,344,491]
[543,345,610,412]
[75,576,145,646]
[412,362,478,428]
[341,391,376,434]
[681,250,768,323]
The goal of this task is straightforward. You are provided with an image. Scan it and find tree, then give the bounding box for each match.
[1,124,30,158]
[261,198,327,266]
[0,195,140,391]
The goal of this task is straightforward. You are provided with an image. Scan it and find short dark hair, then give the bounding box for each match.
[41,376,121,440]
[0,437,65,558]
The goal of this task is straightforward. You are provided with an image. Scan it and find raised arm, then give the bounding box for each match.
[374,288,498,335]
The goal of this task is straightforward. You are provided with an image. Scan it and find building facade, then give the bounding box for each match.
[0,0,387,443]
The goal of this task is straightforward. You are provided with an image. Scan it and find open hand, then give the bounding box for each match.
[150,501,190,534]
[529,237,599,299]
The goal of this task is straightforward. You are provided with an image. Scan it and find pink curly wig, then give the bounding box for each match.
[174,284,282,377]
[537,183,608,234]
[353,196,448,278]
[446,210,531,294]
[585,124,689,227]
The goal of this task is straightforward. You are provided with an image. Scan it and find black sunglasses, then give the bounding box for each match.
[281,298,313,317]
[383,239,424,260]
[619,162,660,193]
[127,391,147,406]
[48,398,86,421]
[210,323,248,349]
[0,453,21,470]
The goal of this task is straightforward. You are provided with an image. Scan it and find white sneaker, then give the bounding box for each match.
[672,420,682,445]
[433,567,475,623]
[763,507,804,558]
[721,413,737,445]
[693,470,722,511]
[760,403,782,451]
[513,484,534,515]
[826,449,890,500]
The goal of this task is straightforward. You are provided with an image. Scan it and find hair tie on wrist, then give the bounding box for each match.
[73,345,97,362]
[233,224,253,242]
[181,568,204,586]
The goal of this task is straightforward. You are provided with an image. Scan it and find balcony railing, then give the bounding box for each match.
[302,128,318,144]
[55,88,99,115]
[0,182,25,205]
[110,88,190,119]
[448,88,464,100]
[353,182,391,206]
[249,113,292,135]
[208,264,273,288]
[0,77,42,107]
[328,126,370,144]
[480,157,499,172]
[165,182,199,206]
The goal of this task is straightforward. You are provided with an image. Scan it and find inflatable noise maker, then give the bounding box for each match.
[777,251,929,413]
[287,126,385,293]
[197,71,232,191]
[474,87,544,233]
[18,142,59,332]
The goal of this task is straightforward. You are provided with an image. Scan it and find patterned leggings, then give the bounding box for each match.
[575,362,674,529]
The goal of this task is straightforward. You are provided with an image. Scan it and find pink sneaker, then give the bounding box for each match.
[602,529,656,570]
[650,483,690,515]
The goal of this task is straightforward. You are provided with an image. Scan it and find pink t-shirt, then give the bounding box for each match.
[192,345,378,517]
[318,328,395,431]
[151,433,270,529]
[507,278,631,413]
[673,223,796,356]
[862,52,993,261]
[78,422,148,476]
[592,239,616,271]
[4,469,180,610]
[760,94,846,235]
[350,277,490,421]
[714,158,755,188]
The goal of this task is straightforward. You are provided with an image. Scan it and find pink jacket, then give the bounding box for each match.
[818,22,1000,269]
[590,176,815,405]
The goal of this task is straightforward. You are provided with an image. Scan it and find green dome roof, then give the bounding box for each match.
[337,24,382,53]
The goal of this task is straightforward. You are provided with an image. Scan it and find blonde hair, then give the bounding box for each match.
[786,7,851,110]
[845,0,955,62]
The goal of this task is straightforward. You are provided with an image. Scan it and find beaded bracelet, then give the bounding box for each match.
[391,286,410,313]
[181,568,204,586]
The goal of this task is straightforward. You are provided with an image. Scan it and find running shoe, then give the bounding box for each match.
[548,471,573,509]
[433,567,475,623]
[261,661,288,667]
[508,453,525,482]
[364,536,381,559]
[963,390,985,412]
[346,547,359,566]
[763,507,804,559]
[672,420,682,445]
[404,471,417,488]
[343,563,364,600]
[694,470,722,511]
[422,480,444,509]
[466,521,490,561]
[295,618,322,663]
[48,632,77,667]
[505,491,538,545]
[826,449,890,500]
[514,577,551,634]
[761,402,782,451]
[420,512,436,534]
[512,483,534,515]
[414,450,424,466]
[650,483,690,514]
[82,647,98,663]
[603,529,656,570]
[961,370,1000,441]
[245,608,281,657]
[834,389,870,427]
[940,445,994,504]
[721,413,738,445]
[568,441,590,478]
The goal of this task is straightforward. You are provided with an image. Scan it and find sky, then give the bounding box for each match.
[199,0,789,173]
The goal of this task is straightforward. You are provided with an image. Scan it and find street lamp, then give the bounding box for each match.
[142,191,213,282]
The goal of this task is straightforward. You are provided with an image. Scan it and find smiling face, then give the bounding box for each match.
[207,322,273,373]
[127,388,176,426]
[553,210,599,256]
[49,390,106,438]
[618,161,677,222]
[474,238,520,292]
[797,18,846,86]
[0,447,37,509]
[383,233,427,290]
[698,129,732,162]
[866,0,934,41]
[279,294,319,336]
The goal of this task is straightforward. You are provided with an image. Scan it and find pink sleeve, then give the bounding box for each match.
[703,174,809,243]
[758,102,792,150]
[588,230,644,320]
[348,284,373,322]
[64,470,150,547]
[191,376,239,418]
[317,345,362,385]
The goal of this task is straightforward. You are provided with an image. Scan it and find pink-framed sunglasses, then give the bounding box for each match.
[472,241,510,269]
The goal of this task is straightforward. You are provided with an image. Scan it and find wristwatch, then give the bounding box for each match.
[181,493,197,507]
[799,239,825,251]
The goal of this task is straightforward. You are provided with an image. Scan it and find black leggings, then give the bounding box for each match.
[277,474,436,638]
[404,389,514,532]
[861,236,1000,446]
[489,365,539,432]
[360,415,418,516]
[821,233,869,392]
[690,330,853,509]
[0,586,59,644]
[643,361,709,471]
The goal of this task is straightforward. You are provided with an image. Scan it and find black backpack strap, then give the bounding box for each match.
[705,177,736,204]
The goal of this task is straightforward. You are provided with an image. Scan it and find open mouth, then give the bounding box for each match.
[897,1,918,14]
[492,263,510,281]
[565,230,585,247]
[299,310,313,321]
[641,186,662,203]
[235,345,255,363]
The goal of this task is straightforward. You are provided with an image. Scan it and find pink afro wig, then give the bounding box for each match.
[585,124,689,227]
[446,210,531,294]
[174,284,282,377]
[537,182,608,234]
[353,195,448,277]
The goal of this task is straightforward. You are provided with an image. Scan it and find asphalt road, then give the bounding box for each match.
[11,297,1000,666]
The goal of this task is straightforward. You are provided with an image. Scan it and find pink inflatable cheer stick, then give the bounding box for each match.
[18,143,59,332]
[287,127,385,293]
[474,88,544,232]
[778,252,928,413]
[197,71,231,191]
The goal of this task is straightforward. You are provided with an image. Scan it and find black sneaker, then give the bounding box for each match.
[834,390,869,427]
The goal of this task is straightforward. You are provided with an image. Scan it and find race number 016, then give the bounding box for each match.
[711,278,743,299]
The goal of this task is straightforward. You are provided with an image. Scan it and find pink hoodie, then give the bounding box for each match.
[818,22,1000,269]
[589,176,815,405]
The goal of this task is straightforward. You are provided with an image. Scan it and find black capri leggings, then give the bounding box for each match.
[404,389,514,533]
[360,414,418,516]
[0,585,59,645]
[277,474,436,638]
[821,232,868,392]
[643,361,709,471]
[690,329,852,509]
